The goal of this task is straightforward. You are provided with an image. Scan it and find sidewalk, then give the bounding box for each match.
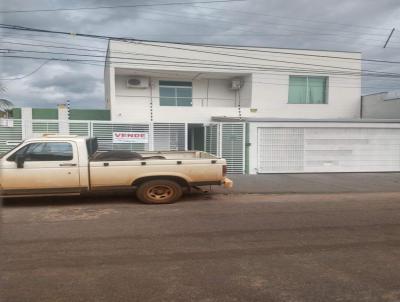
[214,173,400,194]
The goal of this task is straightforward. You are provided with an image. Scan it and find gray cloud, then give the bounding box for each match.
[0,0,399,108]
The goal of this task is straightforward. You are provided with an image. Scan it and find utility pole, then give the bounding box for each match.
[383,28,395,48]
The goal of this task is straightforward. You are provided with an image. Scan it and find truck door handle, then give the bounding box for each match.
[59,163,77,167]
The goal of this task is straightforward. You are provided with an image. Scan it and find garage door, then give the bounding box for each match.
[257,127,400,173]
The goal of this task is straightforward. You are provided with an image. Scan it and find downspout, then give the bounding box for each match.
[245,122,250,174]
[149,77,153,122]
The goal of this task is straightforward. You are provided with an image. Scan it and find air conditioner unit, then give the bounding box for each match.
[230,79,243,90]
[126,77,149,89]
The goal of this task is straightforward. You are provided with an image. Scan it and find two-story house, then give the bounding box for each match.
[105,40,400,174]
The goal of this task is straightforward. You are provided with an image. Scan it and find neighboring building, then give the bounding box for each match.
[362,91,400,119]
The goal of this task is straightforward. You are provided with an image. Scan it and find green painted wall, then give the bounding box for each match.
[11,108,21,118]
[11,108,110,121]
[70,109,110,121]
[32,108,58,120]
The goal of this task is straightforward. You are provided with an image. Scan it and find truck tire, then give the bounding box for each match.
[136,179,183,204]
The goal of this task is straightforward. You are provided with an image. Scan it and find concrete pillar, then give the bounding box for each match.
[21,107,33,139]
[58,104,70,134]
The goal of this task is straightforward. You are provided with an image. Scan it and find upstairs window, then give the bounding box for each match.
[159,81,192,106]
[288,76,327,104]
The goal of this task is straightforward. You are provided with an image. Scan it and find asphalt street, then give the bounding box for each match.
[2,192,400,302]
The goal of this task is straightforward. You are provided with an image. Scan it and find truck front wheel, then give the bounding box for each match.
[136,179,183,204]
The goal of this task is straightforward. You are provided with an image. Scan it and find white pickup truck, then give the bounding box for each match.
[0,135,232,204]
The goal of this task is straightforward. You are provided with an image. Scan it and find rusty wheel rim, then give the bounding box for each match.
[146,185,174,201]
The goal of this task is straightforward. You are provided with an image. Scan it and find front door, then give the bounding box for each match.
[1,141,81,194]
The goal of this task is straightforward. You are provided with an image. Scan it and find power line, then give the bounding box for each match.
[194,5,396,32]
[135,6,396,39]
[3,54,398,90]
[0,59,52,80]
[1,23,399,73]
[129,41,400,76]
[1,42,399,79]
[1,24,399,78]
[2,36,400,66]
[0,48,380,77]
[188,43,400,63]
[0,0,244,13]
[2,52,399,80]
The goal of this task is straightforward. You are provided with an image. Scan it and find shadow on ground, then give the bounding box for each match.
[1,191,214,207]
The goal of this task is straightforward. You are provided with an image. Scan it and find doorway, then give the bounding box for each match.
[188,123,205,151]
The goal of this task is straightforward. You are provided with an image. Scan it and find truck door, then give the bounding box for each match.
[2,141,81,194]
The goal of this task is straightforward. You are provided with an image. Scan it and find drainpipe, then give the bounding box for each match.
[245,122,250,174]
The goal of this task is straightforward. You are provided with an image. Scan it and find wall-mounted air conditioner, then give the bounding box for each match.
[230,79,243,90]
[126,77,149,89]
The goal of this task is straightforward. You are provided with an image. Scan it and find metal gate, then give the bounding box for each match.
[204,124,219,156]
[257,127,400,173]
[221,123,245,174]
[0,119,22,154]
[153,123,186,151]
[205,123,245,174]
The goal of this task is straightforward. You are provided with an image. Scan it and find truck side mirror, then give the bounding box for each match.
[15,154,25,168]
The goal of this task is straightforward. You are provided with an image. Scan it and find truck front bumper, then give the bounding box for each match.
[222,177,233,188]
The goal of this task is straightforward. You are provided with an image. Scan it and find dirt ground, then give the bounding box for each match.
[2,192,400,302]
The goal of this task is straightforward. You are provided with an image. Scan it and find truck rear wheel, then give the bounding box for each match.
[136,179,183,204]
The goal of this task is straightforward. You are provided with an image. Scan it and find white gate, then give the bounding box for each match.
[257,127,400,173]
[0,119,23,154]
[153,123,186,151]
[204,124,219,156]
[221,123,245,174]
[205,123,245,174]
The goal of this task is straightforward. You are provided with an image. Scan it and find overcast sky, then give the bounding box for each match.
[0,0,399,109]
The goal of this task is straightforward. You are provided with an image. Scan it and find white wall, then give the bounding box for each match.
[107,41,362,123]
[112,75,252,122]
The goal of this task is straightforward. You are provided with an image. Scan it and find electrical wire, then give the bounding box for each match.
[1,53,397,80]
[2,37,399,65]
[0,0,244,13]
[2,55,398,90]
[193,5,396,32]
[2,45,399,80]
[0,59,52,80]
[133,6,397,39]
[0,48,389,78]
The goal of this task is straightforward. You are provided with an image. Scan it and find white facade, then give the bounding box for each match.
[101,40,400,175]
[105,41,362,123]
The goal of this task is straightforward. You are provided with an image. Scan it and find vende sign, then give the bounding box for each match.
[113,132,149,144]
